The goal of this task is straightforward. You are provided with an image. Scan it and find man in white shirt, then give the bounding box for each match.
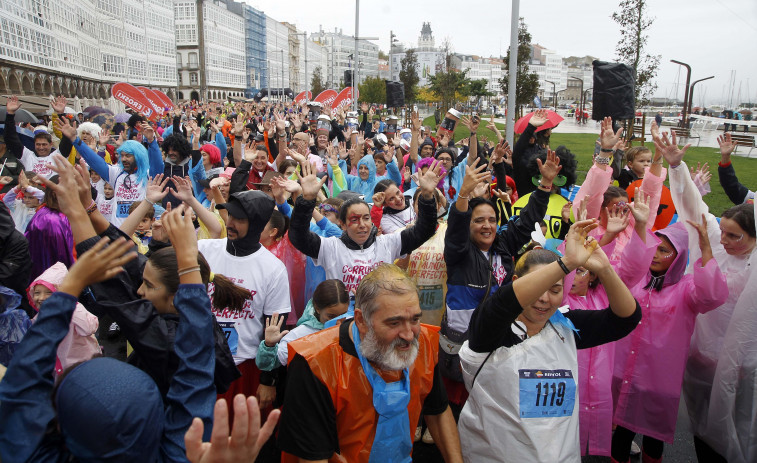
[4,96,60,179]
[198,189,291,410]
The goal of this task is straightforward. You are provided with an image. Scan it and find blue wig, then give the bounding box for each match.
[116,140,149,187]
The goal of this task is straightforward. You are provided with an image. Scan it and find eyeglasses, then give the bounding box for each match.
[531,174,567,187]
[720,229,744,242]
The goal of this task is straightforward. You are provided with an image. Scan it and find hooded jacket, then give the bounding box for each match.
[0,285,216,463]
[0,285,31,366]
[332,155,377,199]
[217,190,275,257]
[75,226,240,397]
[28,263,100,374]
[256,300,323,371]
[611,224,728,443]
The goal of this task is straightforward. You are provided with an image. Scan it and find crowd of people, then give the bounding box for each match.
[0,94,755,463]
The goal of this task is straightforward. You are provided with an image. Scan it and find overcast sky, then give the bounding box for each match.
[247,0,756,107]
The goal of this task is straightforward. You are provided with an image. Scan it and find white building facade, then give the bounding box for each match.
[0,0,178,103]
[311,28,378,88]
[265,15,290,97]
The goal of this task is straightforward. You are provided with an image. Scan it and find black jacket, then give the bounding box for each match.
[718,161,752,205]
[512,123,542,197]
[443,188,551,326]
[0,202,31,311]
[76,224,240,397]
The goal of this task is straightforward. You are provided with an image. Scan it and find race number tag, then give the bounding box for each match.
[116,201,133,218]
[518,369,576,418]
[218,321,239,355]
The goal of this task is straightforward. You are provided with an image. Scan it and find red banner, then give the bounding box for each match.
[136,87,165,119]
[151,89,174,110]
[313,89,338,106]
[332,87,359,114]
[294,90,312,104]
[112,83,155,119]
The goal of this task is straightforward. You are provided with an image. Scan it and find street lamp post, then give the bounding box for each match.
[569,76,583,122]
[671,60,691,128]
[545,79,556,109]
[687,76,714,127]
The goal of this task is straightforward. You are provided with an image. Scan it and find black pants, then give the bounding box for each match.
[611,425,663,461]
[693,435,727,463]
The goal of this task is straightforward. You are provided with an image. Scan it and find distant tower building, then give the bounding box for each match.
[418,22,435,50]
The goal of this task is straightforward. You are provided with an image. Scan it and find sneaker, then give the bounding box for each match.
[630,440,641,456]
[414,426,422,443]
[422,428,434,444]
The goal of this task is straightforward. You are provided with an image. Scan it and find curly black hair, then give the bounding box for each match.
[161,134,191,161]
[527,145,578,188]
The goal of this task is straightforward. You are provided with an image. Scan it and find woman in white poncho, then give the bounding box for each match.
[656,131,757,462]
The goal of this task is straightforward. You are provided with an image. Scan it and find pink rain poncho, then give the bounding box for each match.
[27,262,100,374]
[573,164,666,261]
[611,224,728,443]
[668,161,757,462]
[266,233,307,325]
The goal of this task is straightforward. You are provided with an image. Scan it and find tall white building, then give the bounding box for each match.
[530,44,568,106]
[0,0,177,103]
[312,28,378,88]
[390,23,445,87]
[265,16,290,98]
[298,38,328,94]
[452,54,504,96]
[175,0,246,101]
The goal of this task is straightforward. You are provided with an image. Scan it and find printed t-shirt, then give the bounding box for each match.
[105,164,146,227]
[20,149,60,179]
[198,238,291,364]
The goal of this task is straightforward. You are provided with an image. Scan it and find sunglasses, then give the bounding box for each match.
[531,174,567,187]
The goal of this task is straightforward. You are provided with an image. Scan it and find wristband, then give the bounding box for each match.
[85,200,98,215]
[600,148,613,153]
[556,258,571,275]
[469,132,477,136]
[595,156,611,165]
[145,197,156,206]
[538,182,552,191]
[178,266,201,277]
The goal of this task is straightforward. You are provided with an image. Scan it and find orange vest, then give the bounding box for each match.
[283,324,440,463]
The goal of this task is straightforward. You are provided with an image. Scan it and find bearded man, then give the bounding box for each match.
[278,264,463,463]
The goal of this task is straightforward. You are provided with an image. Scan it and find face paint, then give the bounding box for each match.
[348,213,363,225]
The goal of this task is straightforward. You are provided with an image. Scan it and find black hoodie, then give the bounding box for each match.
[218,191,275,257]
[0,202,31,305]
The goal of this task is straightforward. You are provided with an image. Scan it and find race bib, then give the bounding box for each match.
[116,201,133,218]
[218,321,239,355]
[518,369,576,418]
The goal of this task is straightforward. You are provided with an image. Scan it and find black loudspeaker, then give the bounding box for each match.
[386,81,405,107]
[592,60,635,121]
[344,70,353,86]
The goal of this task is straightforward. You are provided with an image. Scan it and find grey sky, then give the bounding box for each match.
[250,0,757,107]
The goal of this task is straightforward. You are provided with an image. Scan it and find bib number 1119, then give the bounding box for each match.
[518,369,576,418]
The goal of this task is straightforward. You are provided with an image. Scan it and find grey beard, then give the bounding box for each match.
[359,327,419,371]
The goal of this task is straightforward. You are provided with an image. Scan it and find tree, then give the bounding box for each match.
[358,76,386,104]
[612,0,661,106]
[416,86,440,104]
[310,66,326,96]
[499,18,540,117]
[399,49,420,103]
[378,50,389,61]
[465,79,493,106]
[428,69,470,111]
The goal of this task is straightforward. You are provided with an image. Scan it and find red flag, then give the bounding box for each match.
[136,87,165,119]
[112,83,155,120]
[294,90,312,104]
[332,87,359,114]
[151,89,174,110]
[313,89,338,106]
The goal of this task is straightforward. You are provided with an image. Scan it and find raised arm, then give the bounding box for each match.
[717,132,752,204]
[290,161,328,259]
[119,175,169,238]
[170,175,222,239]
[57,117,110,182]
[4,96,27,159]
[143,123,165,178]
[399,160,442,255]
[409,110,421,164]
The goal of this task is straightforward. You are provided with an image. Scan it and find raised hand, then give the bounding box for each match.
[561,201,573,223]
[296,159,327,201]
[686,213,713,262]
[59,237,136,297]
[459,159,490,199]
[653,131,690,167]
[142,122,155,143]
[18,170,29,190]
[718,133,737,158]
[264,313,290,347]
[372,191,385,207]
[492,140,511,164]
[411,110,421,131]
[491,189,511,204]
[99,128,111,147]
[6,95,21,114]
[326,144,339,166]
[269,176,290,204]
[274,111,286,134]
[439,132,451,148]
[161,204,198,265]
[74,159,94,207]
[562,219,600,270]
[529,108,549,127]
[51,95,67,115]
[472,178,491,199]
[649,120,660,141]
[582,243,612,275]
[599,117,623,149]
[286,147,307,166]
[605,204,631,234]
[690,162,712,183]
[536,149,563,186]
[39,154,83,213]
[629,187,651,225]
[417,159,446,199]
[337,141,348,160]
[53,116,77,142]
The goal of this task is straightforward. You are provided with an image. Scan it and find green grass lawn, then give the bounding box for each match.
[422,116,757,215]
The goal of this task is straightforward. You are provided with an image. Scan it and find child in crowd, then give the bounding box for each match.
[126,200,154,253]
[2,171,43,233]
[96,182,115,218]
[618,146,653,189]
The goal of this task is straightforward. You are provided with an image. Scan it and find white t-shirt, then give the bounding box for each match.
[106,164,146,227]
[96,195,116,219]
[20,148,60,179]
[314,232,403,295]
[380,204,416,234]
[198,239,291,364]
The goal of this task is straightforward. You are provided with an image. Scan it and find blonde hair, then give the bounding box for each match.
[624,146,651,165]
